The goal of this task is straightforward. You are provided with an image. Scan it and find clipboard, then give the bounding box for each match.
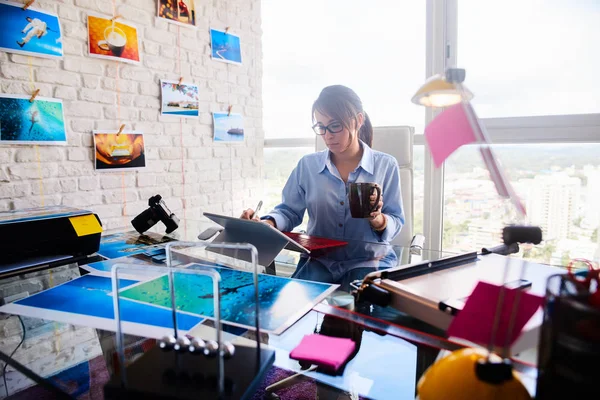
[202,212,310,267]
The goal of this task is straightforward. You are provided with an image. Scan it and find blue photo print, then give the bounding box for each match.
[213,112,244,142]
[0,94,67,144]
[210,28,242,65]
[119,264,338,334]
[0,0,63,59]
[10,274,203,335]
[97,231,175,260]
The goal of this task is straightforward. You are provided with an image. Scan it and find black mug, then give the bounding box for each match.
[348,182,381,218]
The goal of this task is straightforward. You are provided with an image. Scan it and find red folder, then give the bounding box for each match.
[283,232,348,252]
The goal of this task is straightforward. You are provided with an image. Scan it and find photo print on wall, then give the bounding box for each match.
[160,80,199,118]
[87,14,140,64]
[213,112,244,142]
[0,94,67,145]
[94,131,146,171]
[0,0,63,59]
[210,28,242,65]
[157,0,196,27]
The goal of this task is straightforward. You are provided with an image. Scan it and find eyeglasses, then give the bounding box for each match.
[312,121,344,136]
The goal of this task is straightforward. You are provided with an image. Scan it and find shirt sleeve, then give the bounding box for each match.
[263,161,306,232]
[377,158,405,243]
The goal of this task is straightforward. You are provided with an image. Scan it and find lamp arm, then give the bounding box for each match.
[456,84,527,221]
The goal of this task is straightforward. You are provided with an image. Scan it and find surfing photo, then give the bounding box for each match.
[0,94,66,145]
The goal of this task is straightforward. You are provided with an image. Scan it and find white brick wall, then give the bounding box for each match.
[0,0,264,229]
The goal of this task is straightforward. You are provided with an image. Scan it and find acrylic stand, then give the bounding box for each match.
[103,241,275,400]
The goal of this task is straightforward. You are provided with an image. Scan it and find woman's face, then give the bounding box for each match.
[314,110,357,154]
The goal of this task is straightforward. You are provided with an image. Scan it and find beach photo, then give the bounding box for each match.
[160,80,199,118]
[87,14,140,64]
[213,112,244,142]
[93,131,146,171]
[0,0,63,59]
[157,0,196,27]
[210,28,242,65]
[0,94,66,145]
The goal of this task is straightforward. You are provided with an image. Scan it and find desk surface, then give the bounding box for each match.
[0,219,540,398]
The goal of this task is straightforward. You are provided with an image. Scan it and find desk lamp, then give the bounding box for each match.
[412,68,526,218]
[413,68,536,400]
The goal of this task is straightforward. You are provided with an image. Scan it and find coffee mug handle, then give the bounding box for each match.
[370,186,382,213]
[97,40,110,51]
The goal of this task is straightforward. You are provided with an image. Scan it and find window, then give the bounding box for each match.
[262,146,313,229]
[457,0,600,118]
[438,0,600,266]
[442,144,600,266]
[262,0,426,139]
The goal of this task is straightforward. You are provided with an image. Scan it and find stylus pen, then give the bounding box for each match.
[250,200,263,220]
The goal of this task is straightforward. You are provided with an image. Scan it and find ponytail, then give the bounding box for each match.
[359,112,373,147]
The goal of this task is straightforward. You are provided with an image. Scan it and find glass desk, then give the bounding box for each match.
[0,220,538,399]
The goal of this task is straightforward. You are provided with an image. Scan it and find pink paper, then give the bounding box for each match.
[424,103,477,167]
[289,334,356,373]
[447,281,544,348]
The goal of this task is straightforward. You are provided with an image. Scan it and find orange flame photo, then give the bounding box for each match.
[94,131,146,171]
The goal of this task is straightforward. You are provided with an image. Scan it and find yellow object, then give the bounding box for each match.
[417,348,531,400]
[69,214,103,237]
[411,73,474,107]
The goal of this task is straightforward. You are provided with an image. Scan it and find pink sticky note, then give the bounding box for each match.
[447,281,544,348]
[424,103,477,167]
[290,334,356,373]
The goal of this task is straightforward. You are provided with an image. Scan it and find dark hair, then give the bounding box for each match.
[312,85,373,147]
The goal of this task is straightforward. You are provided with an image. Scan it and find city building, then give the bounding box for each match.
[527,174,581,241]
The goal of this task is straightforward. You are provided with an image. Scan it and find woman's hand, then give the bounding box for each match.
[240,209,275,227]
[369,188,386,231]
[240,209,258,220]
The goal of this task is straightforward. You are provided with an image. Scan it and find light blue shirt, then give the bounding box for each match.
[264,141,404,244]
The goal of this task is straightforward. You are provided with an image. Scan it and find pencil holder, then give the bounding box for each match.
[536,274,600,398]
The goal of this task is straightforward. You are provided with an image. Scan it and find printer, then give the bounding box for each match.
[0,206,103,267]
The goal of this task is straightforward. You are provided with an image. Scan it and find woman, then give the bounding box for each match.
[241,85,404,285]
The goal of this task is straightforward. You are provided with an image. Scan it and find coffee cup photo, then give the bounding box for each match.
[87,15,140,64]
[348,182,382,219]
[97,26,126,57]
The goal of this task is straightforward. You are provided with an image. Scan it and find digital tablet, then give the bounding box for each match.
[202,212,309,267]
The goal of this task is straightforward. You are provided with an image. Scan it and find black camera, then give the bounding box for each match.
[131,195,179,234]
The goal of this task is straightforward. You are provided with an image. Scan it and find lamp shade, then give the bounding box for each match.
[411,73,473,107]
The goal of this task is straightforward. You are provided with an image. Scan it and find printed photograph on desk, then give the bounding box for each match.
[97,231,177,260]
[87,14,140,64]
[0,0,63,59]
[0,94,66,145]
[157,0,196,27]
[210,28,242,65]
[118,264,339,334]
[213,112,244,142]
[80,253,167,276]
[93,131,146,171]
[160,80,199,118]
[0,274,204,337]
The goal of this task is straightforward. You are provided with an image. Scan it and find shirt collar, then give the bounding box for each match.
[319,140,374,175]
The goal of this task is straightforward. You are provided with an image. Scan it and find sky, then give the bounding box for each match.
[261,0,600,138]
